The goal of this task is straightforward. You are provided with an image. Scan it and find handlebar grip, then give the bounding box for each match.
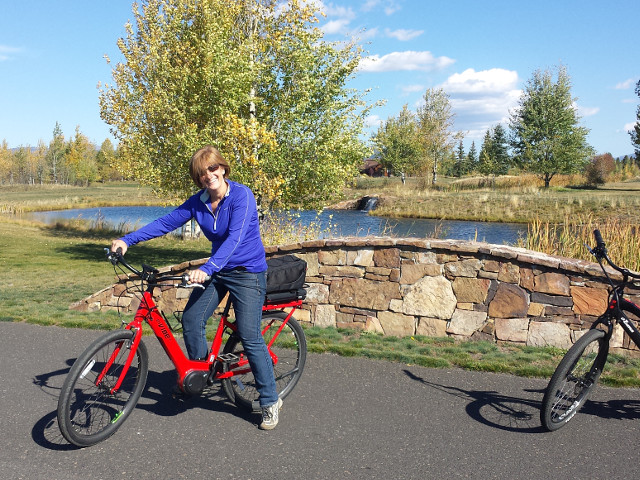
[594,229,605,248]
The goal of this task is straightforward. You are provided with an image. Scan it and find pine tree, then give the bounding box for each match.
[478,129,494,175]
[491,124,511,175]
[631,80,640,158]
[454,139,465,177]
[466,141,478,173]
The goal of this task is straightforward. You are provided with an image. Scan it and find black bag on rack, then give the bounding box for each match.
[265,255,307,294]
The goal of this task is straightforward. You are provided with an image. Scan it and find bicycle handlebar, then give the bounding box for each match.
[593,229,605,250]
[590,230,640,280]
[104,248,210,289]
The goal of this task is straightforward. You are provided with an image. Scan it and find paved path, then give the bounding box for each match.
[2,321,640,479]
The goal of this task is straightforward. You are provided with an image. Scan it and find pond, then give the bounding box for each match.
[27,206,528,245]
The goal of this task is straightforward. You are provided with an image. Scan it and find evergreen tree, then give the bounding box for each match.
[478,129,495,175]
[631,79,640,158]
[466,141,478,173]
[453,139,465,177]
[491,124,511,175]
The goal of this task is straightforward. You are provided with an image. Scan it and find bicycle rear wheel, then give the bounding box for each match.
[221,311,307,412]
[540,328,607,431]
[57,329,149,447]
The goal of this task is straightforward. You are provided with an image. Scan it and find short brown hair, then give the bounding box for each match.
[189,146,231,189]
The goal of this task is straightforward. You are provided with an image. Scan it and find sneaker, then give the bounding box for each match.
[259,398,283,430]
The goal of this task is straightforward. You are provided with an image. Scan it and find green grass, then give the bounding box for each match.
[0,181,166,215]
[304,327,640,387]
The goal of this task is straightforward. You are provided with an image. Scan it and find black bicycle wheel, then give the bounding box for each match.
[57,329,149,447]
[221,312,307,412]
[540,328,607,431]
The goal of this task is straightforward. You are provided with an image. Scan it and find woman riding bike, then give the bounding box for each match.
[111,145,282,430]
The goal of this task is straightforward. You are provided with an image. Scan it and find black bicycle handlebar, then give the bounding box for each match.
[590,230,640,280]
[593,229,605,250]
[104,248,210,288]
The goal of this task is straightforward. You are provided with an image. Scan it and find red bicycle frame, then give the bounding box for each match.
[99,289,303,393]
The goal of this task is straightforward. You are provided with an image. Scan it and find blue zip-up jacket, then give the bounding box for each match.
[119,180,267,275]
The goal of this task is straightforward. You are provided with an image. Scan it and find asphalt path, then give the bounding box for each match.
[3,321,640,480]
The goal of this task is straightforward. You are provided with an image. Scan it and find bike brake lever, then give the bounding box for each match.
[104,247,119,265]
[584,242,594,255]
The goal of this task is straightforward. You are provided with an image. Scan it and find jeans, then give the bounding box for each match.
[181,269,278,407]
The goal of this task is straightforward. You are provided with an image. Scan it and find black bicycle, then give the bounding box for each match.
[540,229,640,431]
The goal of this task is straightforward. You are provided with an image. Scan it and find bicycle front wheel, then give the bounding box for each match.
[221,312,307,412]
[540,328,607,431]
[57,329,149,447]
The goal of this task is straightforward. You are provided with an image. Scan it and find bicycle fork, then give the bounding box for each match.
[95,325,143,394]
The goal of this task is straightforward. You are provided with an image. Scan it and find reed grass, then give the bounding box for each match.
[519,215,640,272]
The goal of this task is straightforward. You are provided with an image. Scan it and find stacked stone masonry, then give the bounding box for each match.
[71,237,640,355]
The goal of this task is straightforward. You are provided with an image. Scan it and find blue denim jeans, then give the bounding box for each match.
[181,269,278,407]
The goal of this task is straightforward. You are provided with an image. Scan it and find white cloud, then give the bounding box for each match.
[382,0,401,15]
[615,78,637,90]
[385,28,424,41]
[440,68,519,95]
[358,0,400,15]
[358,50,455,73]
[361,0,380,12]
[435,68,522,138]
[401,84,425,95]
[365,114,383,128]
[625,122,637,133]
[321,18,352,35]
[320,3,356,19]
[0,45,22,61]
[576,105,600,117]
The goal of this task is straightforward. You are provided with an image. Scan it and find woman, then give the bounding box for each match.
[111,145,281,430]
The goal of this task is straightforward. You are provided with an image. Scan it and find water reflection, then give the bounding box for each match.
[28,206,527,245]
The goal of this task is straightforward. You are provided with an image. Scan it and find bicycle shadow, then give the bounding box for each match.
[403,369,640,433]
[31,359,255,450]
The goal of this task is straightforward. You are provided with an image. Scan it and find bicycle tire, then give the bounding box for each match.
[57,329,149,447]
[221,312,307,412]
[540,328,607,431]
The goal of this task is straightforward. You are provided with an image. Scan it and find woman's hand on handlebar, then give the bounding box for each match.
[187,268,208,284]
[111,239,128,255]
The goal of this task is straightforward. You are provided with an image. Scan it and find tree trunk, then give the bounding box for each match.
[431,153,438,185]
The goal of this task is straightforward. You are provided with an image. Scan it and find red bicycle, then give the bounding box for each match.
[57,249,307,447]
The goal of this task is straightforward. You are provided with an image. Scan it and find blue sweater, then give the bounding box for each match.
[119,180,267,275]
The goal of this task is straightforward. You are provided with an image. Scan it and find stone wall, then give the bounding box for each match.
[71,237,640,355]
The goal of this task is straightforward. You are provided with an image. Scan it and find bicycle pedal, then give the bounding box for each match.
[217,353,240,364]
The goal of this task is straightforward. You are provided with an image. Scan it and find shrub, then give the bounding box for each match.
[584,153,615,186]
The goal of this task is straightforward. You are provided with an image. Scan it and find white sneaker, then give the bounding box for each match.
[260,398,282,430]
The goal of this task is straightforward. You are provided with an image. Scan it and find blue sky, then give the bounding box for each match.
[1,0,639,157]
